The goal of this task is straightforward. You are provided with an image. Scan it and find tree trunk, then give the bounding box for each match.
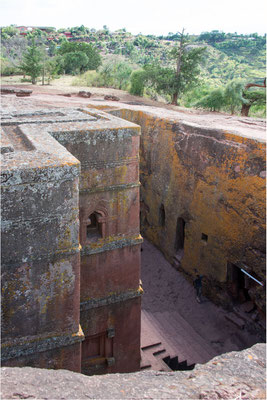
[171,92,178,105]
[241,103,251,117]
[245,79,266,90]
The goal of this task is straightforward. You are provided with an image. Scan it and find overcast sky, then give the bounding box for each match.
[1,0,266,35]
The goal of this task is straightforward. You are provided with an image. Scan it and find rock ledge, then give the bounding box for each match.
[1,344,266,399]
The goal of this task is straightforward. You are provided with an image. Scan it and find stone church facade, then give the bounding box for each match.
[1,108,142,374]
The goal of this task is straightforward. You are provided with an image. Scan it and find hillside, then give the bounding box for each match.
[1,26,265,116]
[1,26,265,82]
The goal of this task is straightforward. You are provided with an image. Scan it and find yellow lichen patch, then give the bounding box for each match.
[118,109,265,305]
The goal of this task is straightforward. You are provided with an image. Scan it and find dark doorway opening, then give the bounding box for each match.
[159,204,166,227]
[175,217,185,253]
[173,217,185,268]
[227,263,251,304]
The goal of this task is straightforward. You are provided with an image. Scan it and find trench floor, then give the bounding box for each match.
[140,238,263,371]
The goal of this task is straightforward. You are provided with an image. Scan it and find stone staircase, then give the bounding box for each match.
[141,309,218,371]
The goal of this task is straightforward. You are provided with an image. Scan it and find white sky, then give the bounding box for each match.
[1,0,266,36]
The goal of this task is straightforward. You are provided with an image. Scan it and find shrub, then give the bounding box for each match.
[194,88,226,111]
[129,70,146,96]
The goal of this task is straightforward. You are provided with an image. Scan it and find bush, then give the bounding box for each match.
[72,70,100,86]
[1,56,20,76]
[194,88,226,111]
[58,42,102,71]
[72,60,133,90]
[249,104,266,119]
[129,70,146,96]
[20,77,32,82]
[97,60,133,89]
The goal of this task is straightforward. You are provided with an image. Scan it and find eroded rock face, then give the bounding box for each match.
[1,344,266,399]
[110,107,266,316]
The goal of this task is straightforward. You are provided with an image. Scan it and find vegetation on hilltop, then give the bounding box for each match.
[0,25,265,117]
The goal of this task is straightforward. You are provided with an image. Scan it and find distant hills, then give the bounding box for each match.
[1,26,265,88]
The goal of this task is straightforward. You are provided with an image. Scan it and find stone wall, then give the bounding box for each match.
[108,107,266,313]
[1,111,82,371]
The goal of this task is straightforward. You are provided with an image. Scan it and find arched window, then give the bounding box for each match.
[86,212,103,241]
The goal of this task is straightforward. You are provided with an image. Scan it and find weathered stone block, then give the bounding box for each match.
[1,106,142,375]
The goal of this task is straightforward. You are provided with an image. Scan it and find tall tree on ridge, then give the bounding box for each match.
[20,39,42,84]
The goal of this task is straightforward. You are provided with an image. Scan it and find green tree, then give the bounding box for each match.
[129,70,146,96]
[140,30,206,105]
[182,84,212,108]
[1,35,28,68]
[199,30,226,45]
[98,61,114,86]
[241,87,266,116]
[44,56,64,84]
[63,51,89,75]
[58,41,101,71]
[94,59,132,89]
[1,25,19,39]
[19,39,42,84]
[48,40,57,57]
[0,56,18,75]
[113,61,132,89]
[224,80,247,114]
[168,30,206,104]
[194,88,226,111]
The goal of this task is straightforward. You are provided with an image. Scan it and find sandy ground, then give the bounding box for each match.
[141,239,262,356]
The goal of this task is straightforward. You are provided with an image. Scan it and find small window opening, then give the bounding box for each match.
[201,233,208,242]
[159,204,166,227]
[87,212,102,240]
